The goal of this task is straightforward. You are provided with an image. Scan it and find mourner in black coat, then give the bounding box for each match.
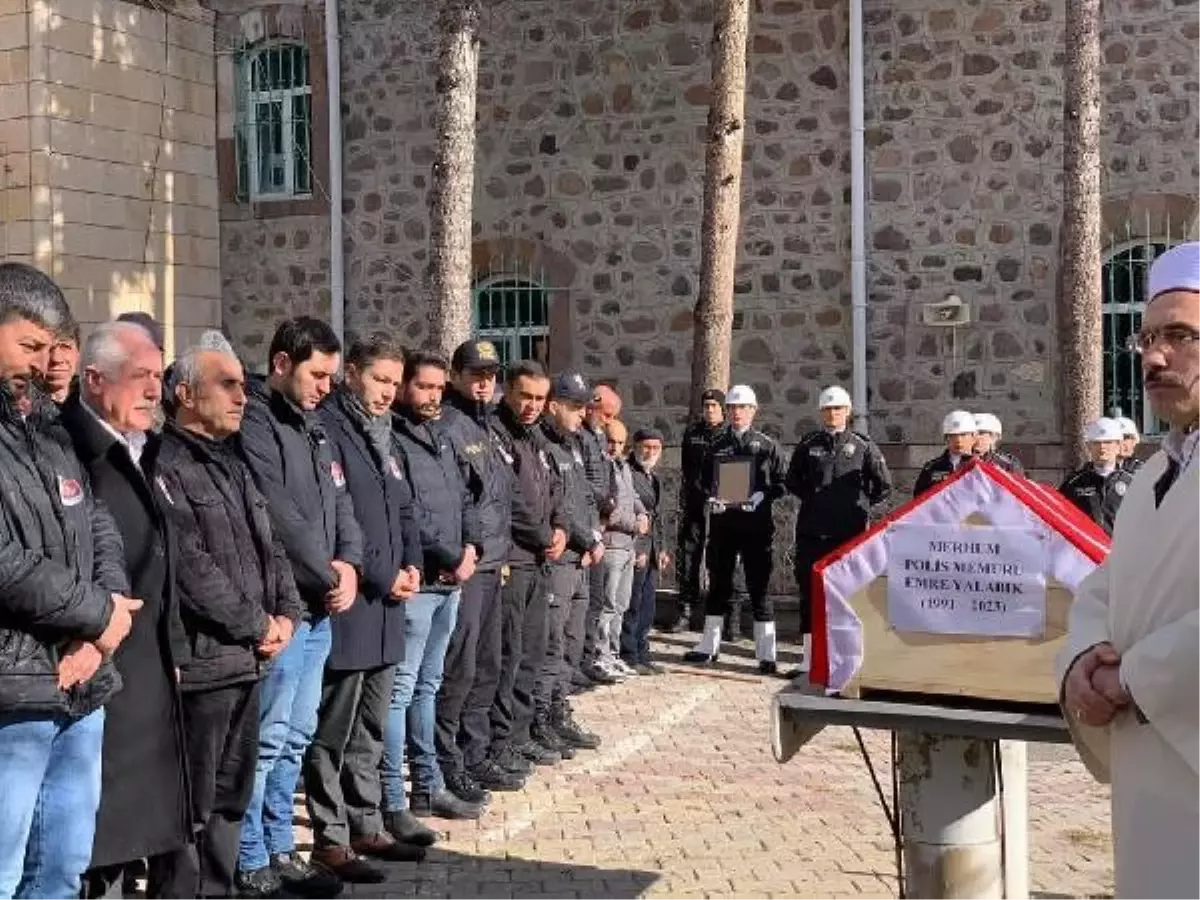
[60,324,193,900]
[305,368,430,880]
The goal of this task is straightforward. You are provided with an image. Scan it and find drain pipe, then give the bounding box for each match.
[849,0,869,432]
[325,0,345,345]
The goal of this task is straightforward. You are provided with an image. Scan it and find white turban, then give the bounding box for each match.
[1147,241,1200,301]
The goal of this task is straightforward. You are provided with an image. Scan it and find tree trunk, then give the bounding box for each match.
[427,0,481,358]
[689,0,750,414]
[1058,0,1103,467]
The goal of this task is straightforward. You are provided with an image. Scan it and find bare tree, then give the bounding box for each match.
[428,0,481,357]
[690,0,750,413]
[1058,0,1103,466]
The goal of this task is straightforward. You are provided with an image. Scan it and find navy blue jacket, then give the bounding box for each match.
[392,408,481,591]
[437,391,513,572]
[320,391,423,670]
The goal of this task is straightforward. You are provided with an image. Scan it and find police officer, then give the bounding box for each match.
[683,385,787,675]
[671,389,749,636]
[1059,417,1134,535]
[913,410,977,496]
[434,340,519,802]
[1115,416,1143,474]
[972,413,1026,476]
[785,386,891,672]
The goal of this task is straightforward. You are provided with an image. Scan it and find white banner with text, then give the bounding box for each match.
[886,523,1048,638]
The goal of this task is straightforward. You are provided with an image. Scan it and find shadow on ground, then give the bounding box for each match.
[321,847,660,899]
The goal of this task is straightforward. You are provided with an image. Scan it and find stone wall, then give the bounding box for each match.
[0,0,220,354]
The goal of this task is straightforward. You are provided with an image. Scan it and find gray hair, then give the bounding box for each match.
[81,321,158,378]
[0,262,73,333]
[169,330,239,395]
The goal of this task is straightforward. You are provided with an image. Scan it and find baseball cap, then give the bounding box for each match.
[551,371,592,405]
[450,339,502,372]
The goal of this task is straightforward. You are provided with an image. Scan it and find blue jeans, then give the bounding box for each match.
[239,617,331,872]
[622,564,659,665]
[381,590,460,811]
[0,709,104,900]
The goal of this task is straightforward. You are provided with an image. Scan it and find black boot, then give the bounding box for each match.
[531,715,576,760]
[550,702,602,750]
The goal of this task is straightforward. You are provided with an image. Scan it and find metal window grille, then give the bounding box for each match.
[1102,230,1175,436]
[472,273,553,372]
[234,43,313,202]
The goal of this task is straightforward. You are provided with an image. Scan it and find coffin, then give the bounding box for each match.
[809,460,1111,706]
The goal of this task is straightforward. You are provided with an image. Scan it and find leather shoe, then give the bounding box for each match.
[384,809,439,847]
[310,846,386,884]
[351,830,427,862]
[682,651,719,665]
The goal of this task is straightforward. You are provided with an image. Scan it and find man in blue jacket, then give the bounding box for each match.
[306,335,429,883]
[236,317,363,899]
[386,351,483,821]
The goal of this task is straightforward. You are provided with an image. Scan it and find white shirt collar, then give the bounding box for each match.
[1163,428,1199,469]
[82,400,147,467]
[732,426,750,437]
[1094,463,1116,477]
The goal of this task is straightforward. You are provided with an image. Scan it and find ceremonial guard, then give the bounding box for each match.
[972,413,1025,476]
[1059,417,1135,535]
[913,410,977,496]
[785,386,891,672]
[683,386,787,674]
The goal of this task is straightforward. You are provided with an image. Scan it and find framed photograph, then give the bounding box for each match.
[715,459,753,504]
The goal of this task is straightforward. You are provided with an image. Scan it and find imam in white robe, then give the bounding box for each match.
[1056,432,1199,899]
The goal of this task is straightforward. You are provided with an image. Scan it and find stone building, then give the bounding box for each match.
[0,0,221,354]
[213,0,1197,490]
[210,0,1196,599]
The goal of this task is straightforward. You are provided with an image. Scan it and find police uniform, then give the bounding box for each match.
[1059,464,1134,535]
[913,450,971,496]
[685,385,787,671]
[978,449,1025,476]
[1121,455,1144,475]
[786,426,892,636]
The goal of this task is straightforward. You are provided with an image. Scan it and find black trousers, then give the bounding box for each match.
[705,514,775,622]
[676,507,748,613]
[793,534,845,635]
[181,680,261,899]
[83,849,198,899]
[489,565,548,748]
[538,565,588,712]
[303,664,393,848]
[436,567,503,775]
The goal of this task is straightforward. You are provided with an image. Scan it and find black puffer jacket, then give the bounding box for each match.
[492,404,562,568]
[239,377,363,616]
[392,408,481,590]
[156,423,302,691]
[540,419,601,561]
[438,391,513,572]
[0,384,128,716]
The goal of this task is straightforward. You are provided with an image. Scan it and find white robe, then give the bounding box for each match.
[1056,442,1199,899]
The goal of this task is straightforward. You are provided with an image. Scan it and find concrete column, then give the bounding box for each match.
[896,731,1003,899]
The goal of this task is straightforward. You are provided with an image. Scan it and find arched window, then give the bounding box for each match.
[235,42,312,200]
[472,277,550,369]
[1102,240,1169,435]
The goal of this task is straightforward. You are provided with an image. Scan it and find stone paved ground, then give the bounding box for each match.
[296,636,1113,899]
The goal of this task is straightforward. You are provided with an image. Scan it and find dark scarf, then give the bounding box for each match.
[339,387,392,470]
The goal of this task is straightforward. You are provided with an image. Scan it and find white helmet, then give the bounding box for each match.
[1115,416,1140,440]
[818,385,852,409]
[1085,417,1124,443]
[974,413,1002,436]
[725,384,758,407]
[942,409,977,436]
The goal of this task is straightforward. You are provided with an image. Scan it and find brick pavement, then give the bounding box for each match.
[295,636,1114,899]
